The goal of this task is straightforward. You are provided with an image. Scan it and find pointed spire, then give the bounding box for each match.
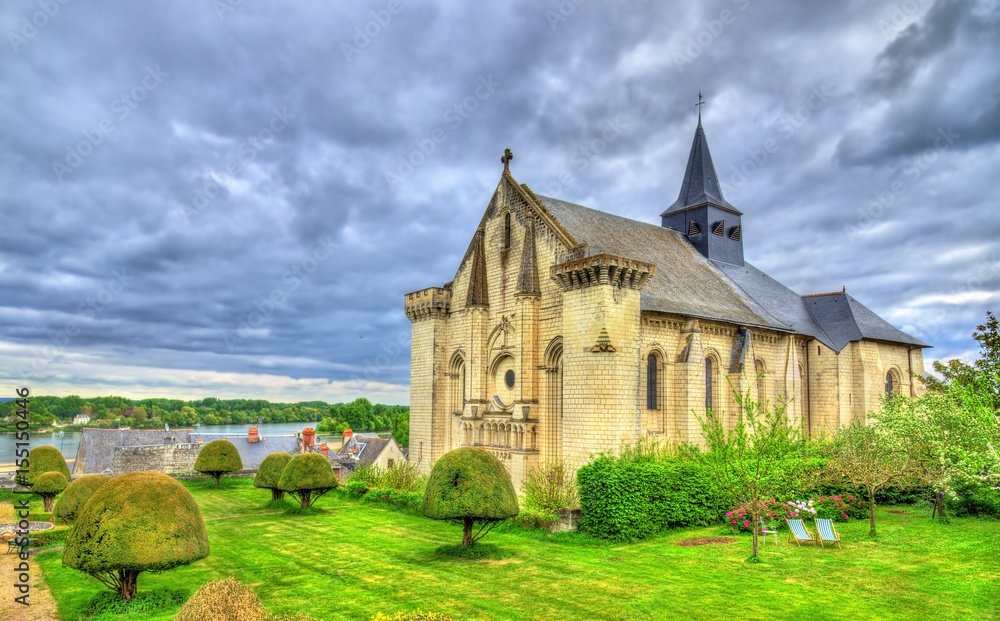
[466,228,489,307]
[516,219,540,296]
[661,109,739,216]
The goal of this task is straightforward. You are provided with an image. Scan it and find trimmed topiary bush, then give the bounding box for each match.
[21,445,71,487]
[277,452,338,508]
[422,447,518,547]
[33,471,68,512]
[194,439,244,485]
[175,577,267,621]
[54,473,112,524]
[253,452,292,501]
[62,471,210,600]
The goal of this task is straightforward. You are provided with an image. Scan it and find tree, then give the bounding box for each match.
[34,471,68,512]
[253,452,292,501]
[422,447,519,547]
[926,310,1000,412]
[824,417,926,537]
[62,471,210,600]
[697,384,805,559]
[54,474,112,524]
[175,577,268,621]
[19,445,71,487]
[194,439,243,485]
[277,453,338,508]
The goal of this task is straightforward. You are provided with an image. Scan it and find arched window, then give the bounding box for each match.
[705,357,714,411]
[755,359,765,402]
[646,353,658,410]
[885,370,900,395]
[504,212,511,249]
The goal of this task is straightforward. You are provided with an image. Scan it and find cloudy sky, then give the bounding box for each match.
[1,0,997,405]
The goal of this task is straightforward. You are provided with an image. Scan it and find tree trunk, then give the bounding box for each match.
[43,495,55,512]
[271,488,285,501]
[462,518,474,547]
[300,490,312,508]
[867,488,877,537]
[118,570,140,600]
[751,525,759,558]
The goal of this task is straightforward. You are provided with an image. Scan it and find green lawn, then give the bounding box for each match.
[36,478,1000,620]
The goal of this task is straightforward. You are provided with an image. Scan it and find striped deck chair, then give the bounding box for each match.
[814,518,842,549]
[785,518,815,546]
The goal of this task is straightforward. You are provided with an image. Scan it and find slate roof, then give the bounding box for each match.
[535,196,927,353]
[661,116,739,215]
[73,429,194,475]
[337,433,394,468]
[188,433,302,470]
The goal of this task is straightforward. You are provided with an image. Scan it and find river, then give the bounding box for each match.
[0,421,328,467]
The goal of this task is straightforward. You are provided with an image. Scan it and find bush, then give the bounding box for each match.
[351,461,426,493]
[361,488,423,512]
[277,452,338,508]
[510,506,559,530]
[62,471,210,600]
[81,589,185,620]
[22,445,71,487]
[521,461,578,514]
[949,478,1000,517]
[254,452,292,501]
[422,447,518,547]
[54,473,112,524]
[32,525,71,547]
[194,439,244,485]
[175,577,268,621]
[346,477,369,498]
[33,471,68,512]
[577,453,726,542]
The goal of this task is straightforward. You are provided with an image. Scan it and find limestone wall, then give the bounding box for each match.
[111,444,202,475]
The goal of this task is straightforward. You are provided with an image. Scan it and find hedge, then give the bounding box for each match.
[577,454,727,542]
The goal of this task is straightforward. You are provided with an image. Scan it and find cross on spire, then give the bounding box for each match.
[501,148,513,172]
[695,91,706,123]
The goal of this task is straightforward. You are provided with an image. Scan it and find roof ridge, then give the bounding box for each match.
[802,291,845,298]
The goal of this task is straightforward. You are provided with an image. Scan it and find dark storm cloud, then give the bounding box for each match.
[1,0,996,400]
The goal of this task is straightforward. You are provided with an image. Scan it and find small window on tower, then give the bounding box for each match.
[504,212,511,249]
[712,221,725,236]
[729,226,741,241]
[688,221,701,235]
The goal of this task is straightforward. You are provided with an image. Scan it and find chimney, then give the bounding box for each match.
[302,427,316,450]
[248,427,259,443]
[320,442,329,455]
[342,428,354,445]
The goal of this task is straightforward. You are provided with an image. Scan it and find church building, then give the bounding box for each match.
[404,115,928,488]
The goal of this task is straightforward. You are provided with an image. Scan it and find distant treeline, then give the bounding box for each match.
[0,395,410,446]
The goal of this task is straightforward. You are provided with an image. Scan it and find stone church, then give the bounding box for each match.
[404,116,928,488]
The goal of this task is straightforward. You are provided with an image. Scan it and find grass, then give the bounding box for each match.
[31,478,1000,620]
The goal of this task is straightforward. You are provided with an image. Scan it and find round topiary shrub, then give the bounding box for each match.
[33,471,69,512]
[253,452,292,501]
[422,447,518,547]
[277,452,338,508]
[194,439,244,485]
[54,474,113,524]
[22,445,71,487]
[62,471,210,600]
[175,577,267,621]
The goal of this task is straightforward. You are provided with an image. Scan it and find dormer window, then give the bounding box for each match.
[688,221,701,235]
[712,220,725,236]
[729,226,741,241]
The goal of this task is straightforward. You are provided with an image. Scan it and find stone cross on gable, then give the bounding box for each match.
[501,148,513,172]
